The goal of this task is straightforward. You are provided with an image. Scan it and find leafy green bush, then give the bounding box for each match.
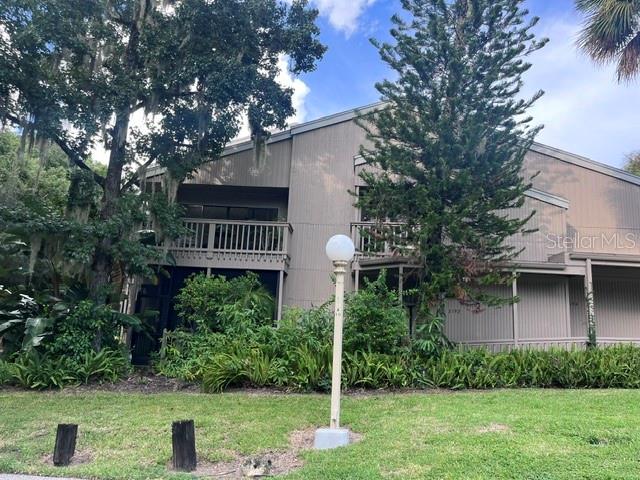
[199,344,640,392]
[155,330,237,381]
[7,349,130,389]
[344,271,409,354]
[44,300,138,363]
[418,346,640,389]
[0,359,15,385]
[175,272,275,333]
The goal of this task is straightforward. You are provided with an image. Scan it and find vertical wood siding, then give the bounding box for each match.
[593,267,640,338]
[517,274,570,339]
[524,151,640,256]
[569,276,588,338]
[507,197,567,263]
[444,285,513,342]
[185,140,292,188]
[284,120,368,307]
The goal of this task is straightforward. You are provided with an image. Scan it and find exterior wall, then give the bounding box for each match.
[161,113,640,349]
[444,285,513,342]
[445,274,588,350]
[185,139,292,188]
[508,196,567,263]
[524,148,640,257]
[593,266,640,341]
[517,274,570,340]
[569,276,587,338]
[284,120,366,307]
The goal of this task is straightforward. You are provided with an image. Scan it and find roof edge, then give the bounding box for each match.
[525,188,569,209]
[531,142,640,187]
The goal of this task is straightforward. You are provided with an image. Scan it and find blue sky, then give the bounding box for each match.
[288,0,640,168]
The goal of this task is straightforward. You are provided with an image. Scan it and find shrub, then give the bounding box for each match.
[8,349,130,389]
[44,300,136,364]
[344,271,409,355]
[418,345,640,390]
[155,330,237,381]
[0,359,15,385]
[198,344,640,392]
[175,272,275,333]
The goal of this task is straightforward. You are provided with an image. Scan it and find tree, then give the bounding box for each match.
[0,131,70,215]
[624,151,640,176]
[358,0,546,347]
[576,0,640,82]
[0,0,325,308]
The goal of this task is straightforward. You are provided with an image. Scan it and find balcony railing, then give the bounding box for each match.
[351,222,411,259]
[166,219,292,270]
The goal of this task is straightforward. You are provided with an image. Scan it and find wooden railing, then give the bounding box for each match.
[351,222,411,258]
[167,219,292,269]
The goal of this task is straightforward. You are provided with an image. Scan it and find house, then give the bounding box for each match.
[130,103,640,360]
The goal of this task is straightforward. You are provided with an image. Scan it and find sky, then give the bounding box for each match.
[285,0,640,169]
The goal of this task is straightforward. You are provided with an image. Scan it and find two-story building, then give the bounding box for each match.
[129,103,640,361]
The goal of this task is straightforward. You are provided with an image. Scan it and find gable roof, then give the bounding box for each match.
[145,102,640,188]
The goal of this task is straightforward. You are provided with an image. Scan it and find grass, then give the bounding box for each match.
[1,389,640,479]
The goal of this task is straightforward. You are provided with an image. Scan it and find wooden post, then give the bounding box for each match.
[172,420,197,472]
[512,278,519,348]
[277,270,284,323]
[53,424,78,466]
[585,258,596,347]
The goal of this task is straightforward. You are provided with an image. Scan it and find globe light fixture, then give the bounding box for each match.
[314,234,355,450]
[325,234,356,263]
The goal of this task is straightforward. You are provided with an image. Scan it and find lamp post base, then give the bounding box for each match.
[313,428,350,450]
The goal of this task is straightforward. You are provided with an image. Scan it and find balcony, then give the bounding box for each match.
[351,222,413,262]
[165,219,292,271]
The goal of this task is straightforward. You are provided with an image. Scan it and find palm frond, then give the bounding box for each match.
[578,0,638,60]
[617,30,640,80]
[576,0,640,81]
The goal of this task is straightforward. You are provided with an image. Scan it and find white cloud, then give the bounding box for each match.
[283,0,376,36]
[522,14,640,168]
[315,0,377,36]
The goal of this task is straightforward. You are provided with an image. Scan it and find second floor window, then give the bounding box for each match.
[183,204,279,222]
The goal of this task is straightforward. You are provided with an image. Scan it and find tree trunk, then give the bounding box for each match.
[88,12,143,350]
[89,110,130,306]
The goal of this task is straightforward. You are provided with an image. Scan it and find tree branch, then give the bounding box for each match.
[4,113,105,188]
[121,157,156,192]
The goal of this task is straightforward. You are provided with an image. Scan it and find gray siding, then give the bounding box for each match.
[444,286,513,342]
[509,197,567,263]
[284,120,366,307]
[593,267,640,339]
[524,150,640,256]
[517,274,570,339]
[569,276,587,338]
[185,139,292,188]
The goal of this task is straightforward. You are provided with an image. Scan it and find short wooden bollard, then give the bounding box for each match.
[53,424,78,466]
[172,420,197,471]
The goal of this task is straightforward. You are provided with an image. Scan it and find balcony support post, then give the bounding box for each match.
[277,270,284,322]
[398,266,404,304]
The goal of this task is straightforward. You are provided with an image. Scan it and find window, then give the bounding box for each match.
[183,204,279,221]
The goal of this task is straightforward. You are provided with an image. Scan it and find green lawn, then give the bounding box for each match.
[1,389,639,479]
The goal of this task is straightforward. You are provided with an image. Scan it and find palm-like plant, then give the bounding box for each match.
[576,0,640,81]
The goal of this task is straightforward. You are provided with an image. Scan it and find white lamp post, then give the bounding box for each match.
[314,234,355,450]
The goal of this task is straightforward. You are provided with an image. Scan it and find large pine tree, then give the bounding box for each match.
[359,0,547,345]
